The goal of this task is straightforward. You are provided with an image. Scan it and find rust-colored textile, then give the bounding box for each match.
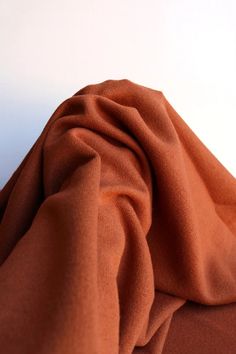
[0,79,235,353]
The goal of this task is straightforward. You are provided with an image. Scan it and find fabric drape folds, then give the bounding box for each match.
[0,79,235,353]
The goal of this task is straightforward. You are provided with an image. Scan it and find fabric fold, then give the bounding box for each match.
[0,78,235,353]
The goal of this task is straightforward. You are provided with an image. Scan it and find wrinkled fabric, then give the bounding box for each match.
[0,79,235,354]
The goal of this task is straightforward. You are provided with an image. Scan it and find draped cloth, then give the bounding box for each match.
[0,79,235,353]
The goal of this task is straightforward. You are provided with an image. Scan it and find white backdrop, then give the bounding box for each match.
[1,0,235,188]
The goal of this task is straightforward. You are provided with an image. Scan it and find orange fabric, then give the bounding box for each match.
[0,79,235,353]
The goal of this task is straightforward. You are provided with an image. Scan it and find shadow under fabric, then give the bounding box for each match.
[0,79,235,354]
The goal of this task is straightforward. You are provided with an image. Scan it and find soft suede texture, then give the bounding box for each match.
[0,79,235,353]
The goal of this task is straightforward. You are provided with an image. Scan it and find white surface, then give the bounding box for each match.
[0,0,235,188]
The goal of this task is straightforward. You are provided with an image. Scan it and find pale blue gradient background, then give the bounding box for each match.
[1,0,235,189]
